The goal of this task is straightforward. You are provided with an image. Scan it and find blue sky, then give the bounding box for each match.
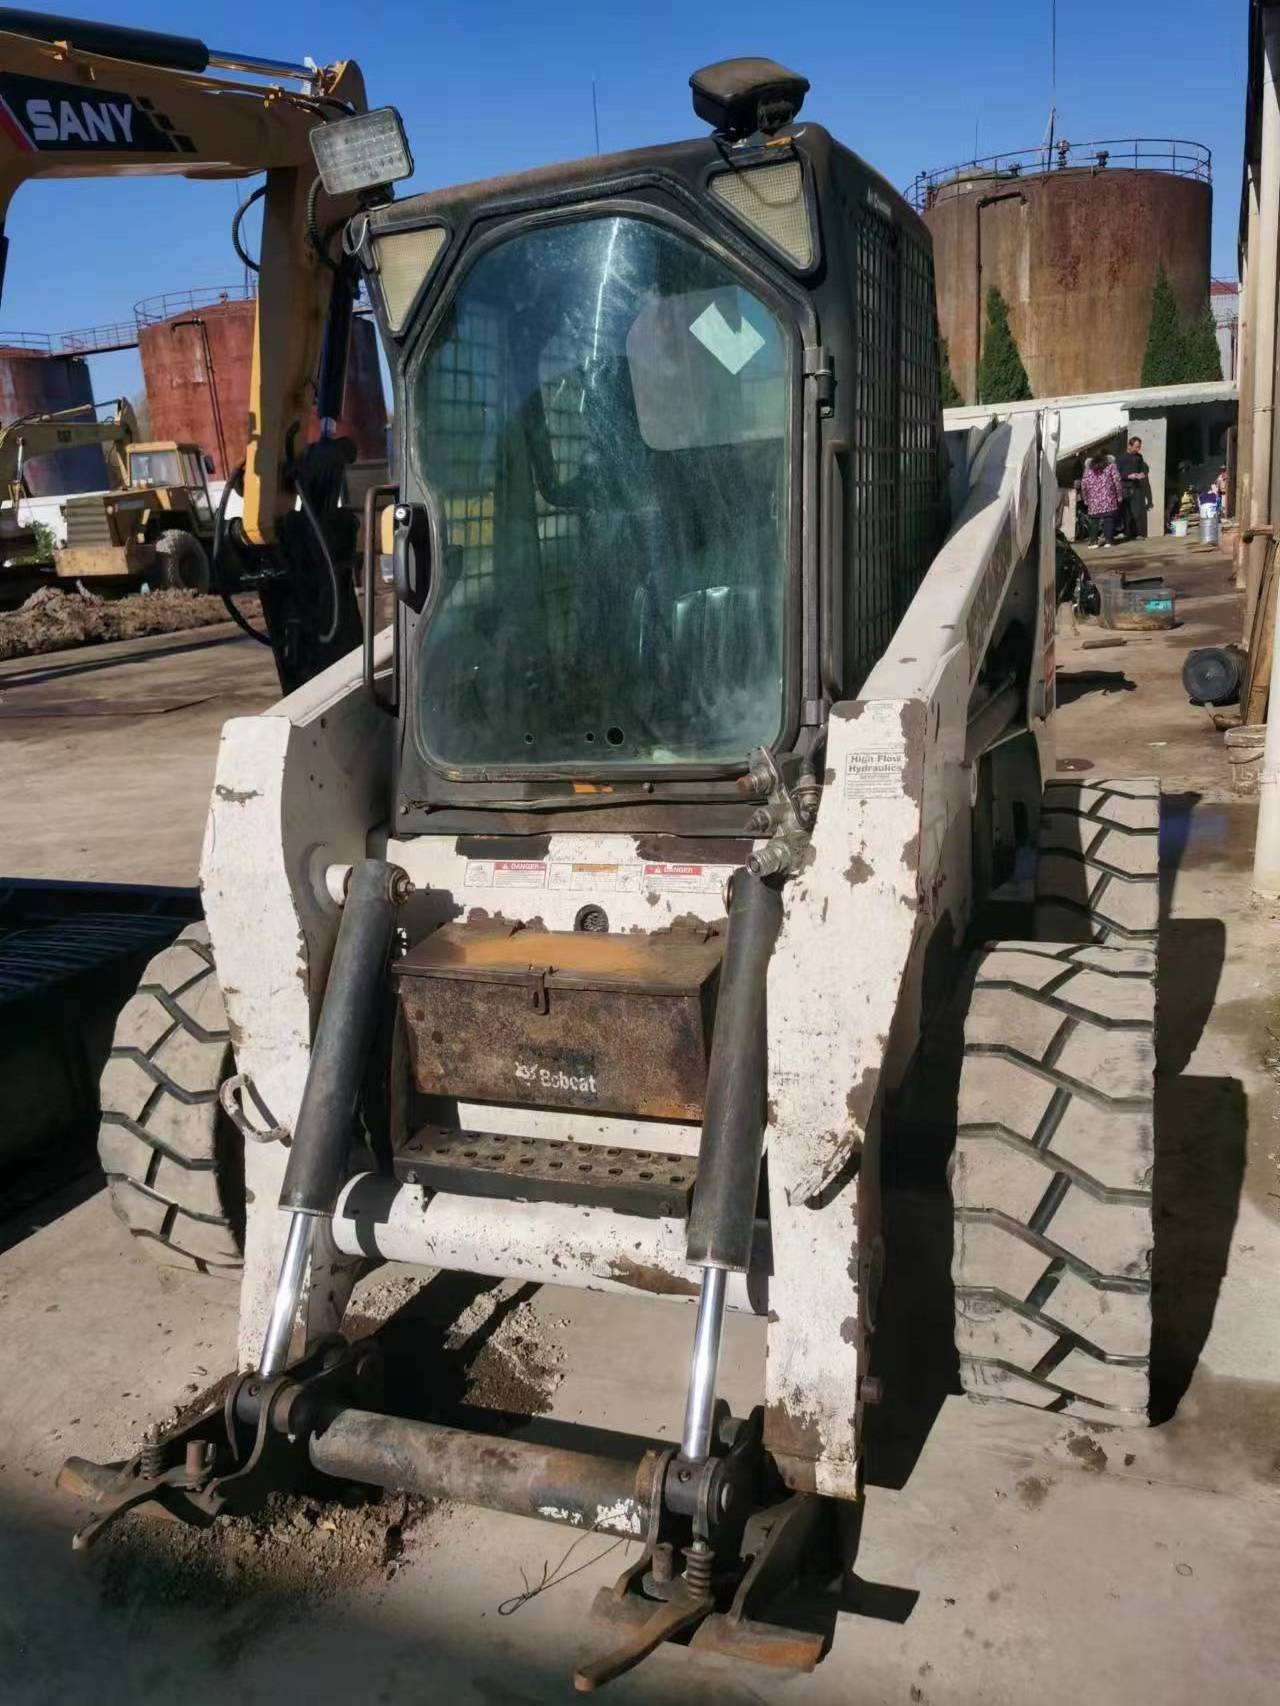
[0,0,1248,403]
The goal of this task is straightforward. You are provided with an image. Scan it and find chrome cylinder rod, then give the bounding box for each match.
[207,48,314,80]
[680,1265,728,1462]
[258,1213,313,1378]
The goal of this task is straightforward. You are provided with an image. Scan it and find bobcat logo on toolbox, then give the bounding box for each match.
[0,72,191,154]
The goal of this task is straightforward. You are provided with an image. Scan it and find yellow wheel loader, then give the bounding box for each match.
[0,15,1160,1689]
[1,397,217,590]
[59,437,218,589]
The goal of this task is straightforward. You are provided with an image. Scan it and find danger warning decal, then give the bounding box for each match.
[0,74,194,155]
[464,856,736,895]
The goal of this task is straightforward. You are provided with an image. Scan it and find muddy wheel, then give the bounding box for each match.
[1035,776,1159,942]
[950,941,1155,1425]
[97,923,244,1273]
[154,529,210,593]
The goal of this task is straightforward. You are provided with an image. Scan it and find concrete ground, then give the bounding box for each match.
[2,536,1279,1704]
[0,624,279,886]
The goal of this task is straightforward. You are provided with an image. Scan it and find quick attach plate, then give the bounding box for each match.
[394,1128,696,1219]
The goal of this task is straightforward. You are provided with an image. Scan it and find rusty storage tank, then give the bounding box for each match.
[0,345,108,494]
[137,290,255,481]
[319,313,388,461]
[915,140,1213,402]
[138,287,386,480]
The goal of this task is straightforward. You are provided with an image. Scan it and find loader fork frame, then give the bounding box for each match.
[60,1342,840,1688]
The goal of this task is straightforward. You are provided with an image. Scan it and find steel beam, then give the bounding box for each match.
[307,1406,652,1537]
[330,1176,769,1314]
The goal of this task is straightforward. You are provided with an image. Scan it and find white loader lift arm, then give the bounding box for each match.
[200,408,1061,1505]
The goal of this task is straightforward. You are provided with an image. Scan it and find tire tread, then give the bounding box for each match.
[952,938,1155,1425]
[96,922,242,1274]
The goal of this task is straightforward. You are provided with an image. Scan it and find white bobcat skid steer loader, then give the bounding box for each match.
[68,59,1159,1690]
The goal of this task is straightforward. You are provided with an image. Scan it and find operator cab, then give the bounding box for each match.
[343,60,948,833]
[125,442,215,524]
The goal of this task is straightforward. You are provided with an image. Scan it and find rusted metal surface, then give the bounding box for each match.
[139,299,386,479]
[394,1126,696,1217]
[924,169,1212,400]
[762,1402,827,1494]
[310,313,387,461]
[138,298,254,482]
[0,349,106,494]
[397,921,722,984]
[307,1406,652,1537]
[607,1255,699,1297]
[908,137,1212,209]
[583,1486,830,1682]
[395,922,721,1119]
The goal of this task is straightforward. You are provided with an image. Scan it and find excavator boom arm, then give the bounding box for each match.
[0,395,136,499]
[0,13,374,688]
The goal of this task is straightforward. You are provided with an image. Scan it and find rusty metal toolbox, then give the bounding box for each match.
[392,921,723,1120]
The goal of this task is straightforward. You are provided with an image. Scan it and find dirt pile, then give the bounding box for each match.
[92,1280,567,1627]
[96,1487,434,1614]
[0,584,259,661]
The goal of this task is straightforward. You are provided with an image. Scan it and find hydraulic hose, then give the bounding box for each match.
[231,184,265,275]
[293,475,343,646]
[212,463,270,645]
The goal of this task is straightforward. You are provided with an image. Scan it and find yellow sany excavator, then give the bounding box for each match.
[0,7,394,687]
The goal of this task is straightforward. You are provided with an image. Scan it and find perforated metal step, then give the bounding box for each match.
[393,1128,696,1219]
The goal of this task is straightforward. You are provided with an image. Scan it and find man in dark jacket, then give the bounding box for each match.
[1116,436,1152,539]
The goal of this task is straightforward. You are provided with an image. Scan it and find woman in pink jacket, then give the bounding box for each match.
[1079,452,1126,548]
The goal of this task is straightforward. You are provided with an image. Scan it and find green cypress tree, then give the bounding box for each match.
[977,287,1032,403]
[938,336,964,407]
[1141,267,1183,387]
[1180,303,1224,383]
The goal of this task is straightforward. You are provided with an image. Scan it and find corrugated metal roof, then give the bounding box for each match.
[946,379,1237,425]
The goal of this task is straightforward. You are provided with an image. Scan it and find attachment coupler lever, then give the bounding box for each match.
[259,858,412,1377]
[680,870,782,1464]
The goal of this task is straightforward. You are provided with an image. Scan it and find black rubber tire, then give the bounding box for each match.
[950,941,1155,1426]
[97,923,244,1274]
[154,529,211,593]
[1035,776,1159,943]
[1181,644,1245,707]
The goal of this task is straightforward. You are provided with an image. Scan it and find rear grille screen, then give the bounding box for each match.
[844,205,945,688]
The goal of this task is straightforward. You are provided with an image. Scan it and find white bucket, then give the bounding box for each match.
[1172,518,1189,537]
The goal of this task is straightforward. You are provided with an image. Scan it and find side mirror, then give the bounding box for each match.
[203,454,215,475]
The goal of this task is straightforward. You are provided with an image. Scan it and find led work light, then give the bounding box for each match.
[310,107,414,198]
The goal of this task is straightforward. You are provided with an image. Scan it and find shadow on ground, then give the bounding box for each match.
[1056,668,1136,703]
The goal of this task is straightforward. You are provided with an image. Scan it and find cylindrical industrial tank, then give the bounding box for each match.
[0,348,108,494]
[320,314,389,462]
[137,293,254,481]
[139,290,387,479]
[923,162,1213,402]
